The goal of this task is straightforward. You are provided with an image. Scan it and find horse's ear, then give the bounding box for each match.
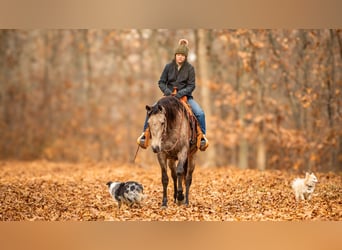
[158,104,165,114]
[146,105,153,116]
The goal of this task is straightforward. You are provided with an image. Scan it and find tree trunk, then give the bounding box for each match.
[248,33,266,171]
[236,48,248,170]
[327,30,337,170]
[196,29,216,166]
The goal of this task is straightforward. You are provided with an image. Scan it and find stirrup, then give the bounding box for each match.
[136,133,147,149]
[199,135,209,151]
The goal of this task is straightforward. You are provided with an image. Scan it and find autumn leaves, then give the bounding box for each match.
[0,162,341,221]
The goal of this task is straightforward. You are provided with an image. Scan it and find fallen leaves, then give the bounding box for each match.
[0,161,341,221]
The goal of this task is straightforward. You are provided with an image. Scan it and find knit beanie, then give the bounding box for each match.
[174,39,189,56]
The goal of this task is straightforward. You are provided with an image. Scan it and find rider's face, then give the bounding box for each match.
[175,53,186,65]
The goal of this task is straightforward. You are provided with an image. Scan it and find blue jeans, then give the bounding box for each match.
[142,97,206,135]
[187,97,206,135]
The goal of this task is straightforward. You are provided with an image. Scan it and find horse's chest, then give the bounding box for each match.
[163,149,179,160]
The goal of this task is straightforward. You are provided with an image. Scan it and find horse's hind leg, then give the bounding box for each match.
[185,157,195,206]
[168,159,178,203]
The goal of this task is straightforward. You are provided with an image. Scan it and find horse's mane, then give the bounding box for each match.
[149,96,187,130]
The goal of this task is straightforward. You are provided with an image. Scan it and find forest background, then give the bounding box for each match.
[1,29,341,172]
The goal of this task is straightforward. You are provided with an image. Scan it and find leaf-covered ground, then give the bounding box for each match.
[0,161,341,221]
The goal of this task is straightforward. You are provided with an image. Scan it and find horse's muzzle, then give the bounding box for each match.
[152,145,160,153]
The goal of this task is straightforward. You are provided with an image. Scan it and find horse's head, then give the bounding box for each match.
[146,104,167,153]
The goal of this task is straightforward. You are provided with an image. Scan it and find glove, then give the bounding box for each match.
[164,89,172,96]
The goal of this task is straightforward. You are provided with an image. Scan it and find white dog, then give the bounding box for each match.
[291,172,318,201]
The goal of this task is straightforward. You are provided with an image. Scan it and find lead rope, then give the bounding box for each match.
[132,145,140,163]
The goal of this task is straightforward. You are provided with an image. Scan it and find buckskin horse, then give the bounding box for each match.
[146,95,200,207]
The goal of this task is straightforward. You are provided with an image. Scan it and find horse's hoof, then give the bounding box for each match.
[161,205,167,209]
[161,201,168,208]
[177,193,184,202]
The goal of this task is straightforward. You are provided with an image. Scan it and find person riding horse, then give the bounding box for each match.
[137,38,209,151]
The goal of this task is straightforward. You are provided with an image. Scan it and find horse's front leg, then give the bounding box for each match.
[176,148,188,175]
[157,153,168,207]
[176,149,188,203]
[176,161,186,203]
[168,159,178,203]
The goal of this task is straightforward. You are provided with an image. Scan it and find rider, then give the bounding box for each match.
[137,38,209,151]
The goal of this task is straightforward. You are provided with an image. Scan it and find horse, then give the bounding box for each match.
[146,96,198,207]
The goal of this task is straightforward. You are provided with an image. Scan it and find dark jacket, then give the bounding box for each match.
[158,60,195,99]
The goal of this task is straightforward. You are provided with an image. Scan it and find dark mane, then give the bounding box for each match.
[149,96,187,130]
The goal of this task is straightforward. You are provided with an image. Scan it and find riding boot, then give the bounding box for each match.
[200,134,209,151]
[136,128,150,149]
[195,124,208,151]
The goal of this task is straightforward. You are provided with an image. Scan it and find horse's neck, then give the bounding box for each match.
[168,111,189,138]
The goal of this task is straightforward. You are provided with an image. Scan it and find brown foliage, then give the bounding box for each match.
[0,161,341,221]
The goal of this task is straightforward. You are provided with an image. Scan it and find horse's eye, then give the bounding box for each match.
[161,122,165,126]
